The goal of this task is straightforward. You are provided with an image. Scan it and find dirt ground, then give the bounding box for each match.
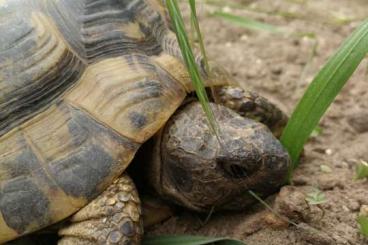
[147,0,368,244]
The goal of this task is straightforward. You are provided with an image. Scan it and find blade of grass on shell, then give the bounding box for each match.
[212,11,280,33]
[142,235,245,245]
[280,18,368,179]
[166,0,219,136]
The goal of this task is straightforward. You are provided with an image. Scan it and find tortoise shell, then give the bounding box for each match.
[0,0,225,242]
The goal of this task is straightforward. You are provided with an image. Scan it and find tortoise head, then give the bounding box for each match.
[151,102,290,212]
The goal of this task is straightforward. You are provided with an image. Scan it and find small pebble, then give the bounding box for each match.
[347,200,360,212]
[273,186,310,222]
[292,175,309,185]
[325,149,333,155]
[359,205,368,217]
[342,205,350,212]
[348,112,368,133]
[296,223,335,245]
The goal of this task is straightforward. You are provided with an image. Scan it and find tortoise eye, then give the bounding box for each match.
[227,164,249,179]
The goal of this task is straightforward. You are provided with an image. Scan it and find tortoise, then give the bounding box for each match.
[0,0,290,244]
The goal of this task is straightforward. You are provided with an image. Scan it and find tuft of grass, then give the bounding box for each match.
[305,188,327,205]
[142,235,245,245]
[320,164,332,173]
[357,216,368,238]
[358,205,368,238]
[212,11,280,33]
[281,18,368,179]
[355,160,368,180]
[310,126,322,138]
[166,0,219,137]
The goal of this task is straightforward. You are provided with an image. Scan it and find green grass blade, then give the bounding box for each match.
[189,0,210,73]
[355,160,368,180]
[248,190,299,227]
[142,235,245,245]
[212,11,280,33]
[280,19,368,178]
[166,0,219,136]
[357,216,368,237]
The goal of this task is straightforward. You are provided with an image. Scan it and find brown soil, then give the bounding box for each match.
[147,0,368,244]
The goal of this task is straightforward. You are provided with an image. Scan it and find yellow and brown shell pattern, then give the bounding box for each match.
[0,0,223,243]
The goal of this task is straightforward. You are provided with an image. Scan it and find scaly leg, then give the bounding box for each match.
[58,174,142,245]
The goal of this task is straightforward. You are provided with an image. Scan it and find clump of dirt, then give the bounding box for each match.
[148,0,368,244]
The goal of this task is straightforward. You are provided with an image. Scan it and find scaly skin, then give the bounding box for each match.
[58,175,142,245]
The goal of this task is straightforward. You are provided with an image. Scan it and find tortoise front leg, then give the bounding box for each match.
[213,86,288,138]
[58,174,142,245]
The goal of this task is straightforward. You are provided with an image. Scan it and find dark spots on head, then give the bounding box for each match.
[216,132,265,179]
[0,177,50,234]
[129,112,147,129]
[49,144,114,200]
[263,154,289,172]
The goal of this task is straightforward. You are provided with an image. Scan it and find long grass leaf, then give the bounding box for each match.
[166,0,219,136]
[280,19,368,178]
[189,0,210,73]
[142,235,244,245]
[212,11,280,33]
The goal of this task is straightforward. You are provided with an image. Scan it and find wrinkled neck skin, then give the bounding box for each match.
[147,102,290,213]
